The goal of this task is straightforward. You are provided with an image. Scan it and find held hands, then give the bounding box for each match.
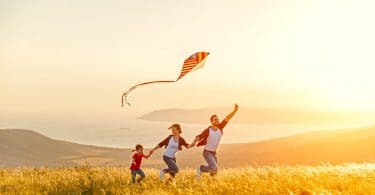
[189,137,198,147]
[188,137,199,148]
[143,150,154,158]
[188,141,196,148]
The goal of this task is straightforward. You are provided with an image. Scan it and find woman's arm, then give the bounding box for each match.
[178,137,192,149]
[151,145,161,153]
[143,150,154,159]
[154,135,170,151]
[183,138,194,149]
[186,143,196,148]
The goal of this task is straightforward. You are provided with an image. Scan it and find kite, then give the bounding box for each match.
[121,51,210,107]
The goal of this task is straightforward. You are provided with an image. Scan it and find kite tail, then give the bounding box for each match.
[121,92,131,107]
[121,80,176,107]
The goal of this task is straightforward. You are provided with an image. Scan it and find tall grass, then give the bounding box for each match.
[1,163,374,194]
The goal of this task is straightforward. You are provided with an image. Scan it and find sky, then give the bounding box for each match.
[1,0,375,126]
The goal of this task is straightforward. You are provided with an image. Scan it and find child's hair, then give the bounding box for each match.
[132,144,143,152]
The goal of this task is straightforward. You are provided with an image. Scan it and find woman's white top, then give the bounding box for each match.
[164,137,179,158]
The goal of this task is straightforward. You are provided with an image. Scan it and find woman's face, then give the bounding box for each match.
[171,127,180,136]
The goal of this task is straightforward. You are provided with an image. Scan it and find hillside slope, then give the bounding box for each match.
[0,129,128,168]
[1,126,374,168]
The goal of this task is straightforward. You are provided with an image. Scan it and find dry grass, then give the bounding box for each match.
[0,163,374,195]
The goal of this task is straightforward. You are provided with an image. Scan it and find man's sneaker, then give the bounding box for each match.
[159,169,165,181]
[196,166,202,178]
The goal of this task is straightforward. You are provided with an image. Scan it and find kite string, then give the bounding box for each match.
[121,80,176,107]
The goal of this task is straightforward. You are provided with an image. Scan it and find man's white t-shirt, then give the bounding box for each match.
[204,127,222,152]
[164,137,179,158]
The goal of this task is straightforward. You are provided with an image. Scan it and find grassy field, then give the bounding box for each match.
[0,163,374,195]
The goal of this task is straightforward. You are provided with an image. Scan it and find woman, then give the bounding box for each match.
[151,123,192,180]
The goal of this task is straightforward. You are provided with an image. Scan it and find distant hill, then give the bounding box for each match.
[1,126,374,168]
[211,126,375,166]
[0,129,133,168]
[138,107,375,125]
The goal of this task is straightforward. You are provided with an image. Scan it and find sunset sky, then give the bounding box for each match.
[1,0,375,123]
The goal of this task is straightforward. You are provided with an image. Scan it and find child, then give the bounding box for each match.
[130,144,153,183]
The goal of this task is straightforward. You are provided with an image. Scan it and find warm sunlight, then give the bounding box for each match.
[1,1,375,194]
[1,0,375,115]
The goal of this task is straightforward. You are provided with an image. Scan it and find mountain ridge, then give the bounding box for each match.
[1,126,374,168]
[138,107,375,125]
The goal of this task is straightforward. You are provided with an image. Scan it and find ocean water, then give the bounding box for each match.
[1,111,373,149]
[22,119,372,148]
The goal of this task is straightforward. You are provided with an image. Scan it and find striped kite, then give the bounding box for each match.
[121,51,210,107]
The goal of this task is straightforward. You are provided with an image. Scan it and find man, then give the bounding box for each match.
[191,104,239,177]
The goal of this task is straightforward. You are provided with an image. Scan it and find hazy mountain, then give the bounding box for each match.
[138,107,375,125]
[1,126,374,168]
[0,129,133,168]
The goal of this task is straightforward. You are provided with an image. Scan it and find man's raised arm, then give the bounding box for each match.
[224,104,239,122]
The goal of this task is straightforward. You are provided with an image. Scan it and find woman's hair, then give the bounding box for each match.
[132,144,143,152]
[169,123,182,133]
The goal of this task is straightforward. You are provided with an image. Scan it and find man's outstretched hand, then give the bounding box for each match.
[224,104,239,122]
[234,104,239,111]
